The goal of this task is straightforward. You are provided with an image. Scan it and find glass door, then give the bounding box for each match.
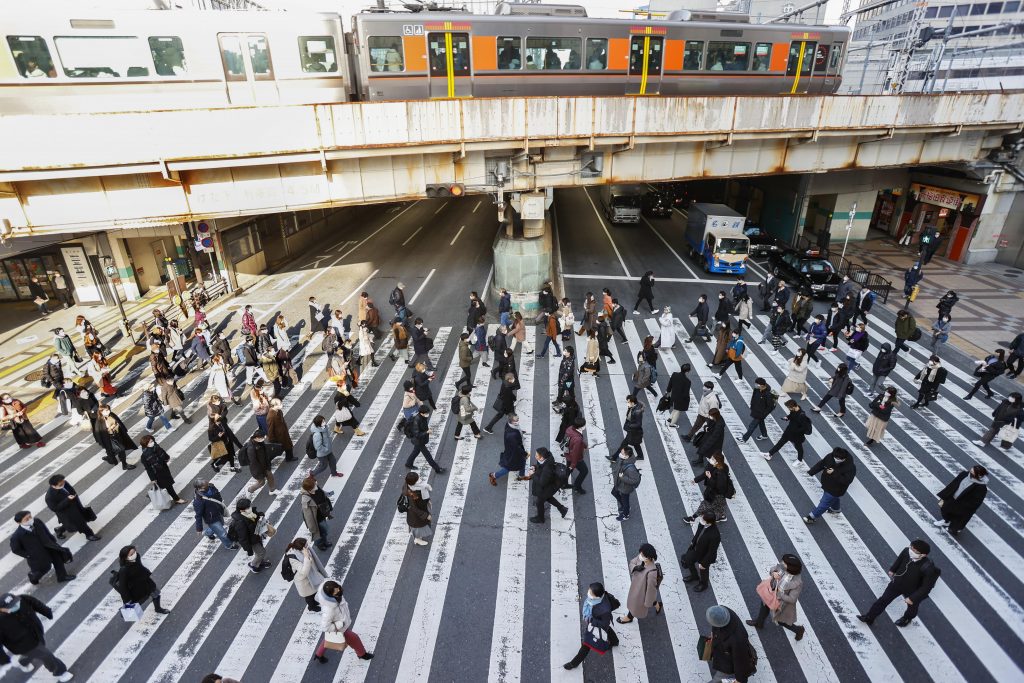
[627,36,663,95]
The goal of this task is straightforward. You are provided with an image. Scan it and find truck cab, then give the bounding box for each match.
[601,185,642,225]
[685,203,749,274]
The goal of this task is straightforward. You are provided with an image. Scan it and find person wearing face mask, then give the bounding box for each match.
[811,363,852,419]
[930,315,952,356]
[527,447,568,523]
[975,392,1023,449]
[55,380,77,422]
[114,545,169,615]
[192,480,238,551]
[482,373,518,435]
[747,554,805,640]
[893,309,918,355]
[608,395,645,462]
[686,294,712,343]
[9,511,74,585]
[230,498,271,574]
[803,447,856,523]
[911,355,947,409]
[489,414,527,486]
[842,322,869,373]
[52,328,83,378]
[966,349,1007,401]
[44,475,100,542]
[704,604,754,683]
[91,406,136,470]
[616,543,663,626]
[312,581,374,664]
[764,400,812,464]
[41,354,66,410]
[0,395,44,448]
[688,450,733,523]
[562,416,589,495]
[243,430,281,496]
[140,435,187,505]
[868,343,898,394]
[824,301,845,351]
[805,314,827,364]
[683,382,720,442]
[0,592,73,681]
[864,386,899,446]
[690,408,725,467]
[934,466,989,536]
[681,513,720,593]
[664,364,692,429]
[610,446,641,522]
[740,379,777,443]
[562,581,620,669]
[858,539,941,627]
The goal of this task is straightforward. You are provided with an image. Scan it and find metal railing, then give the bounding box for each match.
[795,235,894,303]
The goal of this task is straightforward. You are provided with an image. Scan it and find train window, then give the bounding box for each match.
[925,6,938,17]
[299,35,338,73]
[55,36,149,78]
[586,38,607,70]
[427,32,470,75]
[367,36,402,72]
[752,42,771,71]
[786,41,816,76]
[705,41,750,71]
[6,36,56,78]
[497,36,521,70]
[148,37,187,76]
[247,35,273,79]
[219,35,245,79]
[683,41,703,70]
[525,37,581,70]
[829,44,842,70]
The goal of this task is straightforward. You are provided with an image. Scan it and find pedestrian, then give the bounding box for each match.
[552,347,576,412]
[966,350,1006,400]
[835,274,855,306]
[52,328,82,377]
[230,498,271,574]
[208,354,240,406]
[687,451,733,523]
[864,387,899,446]
[307,296,325,336]
[312,581,374,663]
[616,544,664,623]
[561,582,620,670]
[401,470,433,545]
[839,293,857,333]
[309,415,343,478]
[41,354,65,410]
[526,446,567,523]
[812,363,852,418]
[192,480,238,550]
[767,306,791,351]
[537,311,562,358]
[28,276,49,317]
[606,394,645,462]
[400,380,420,424]
[867,343,897,394]
[51,271,72,308]
[856,287,875,325]
[242,429,281,496]
[641,336,659,385]
[858,539,941,627]
[508,311,532,354]
[454,384,481,441]
[779,349,809,401]
[85,352,116,397]
[610,298,628,343]
[930,315,951,356]
[683,381,720,441]
[404,405,445,474]
[538,282,557,315]
[746,554,805,640]
[250,384,270,433]
[299,477,333,551]
[934,465,989,536]
[704,605,754,683]
[467,291,486,333]
[773,279,791,310]
[329,309,349,342]
[714,292,733,326]
[331,383,366,438]
[656,306,675,349]
[558,298,575,342]
[357,291,370,325]
[44,475,100,542]
[690,406,725,467]
[632,270,655,315]
[140,435,186,504]
[912,355,948,408]
[488,414,527,485]
[482,373,518,434]
[579,292,597,335]
[682,511,722,593]
[824,302,845,351]
[114,545,169,616]
[731,278,747,305]
[736,294,753,331]
[975,392,1023,448]
[0,395,45,448]
[758,273,777,312]
[596,314,615,365]
[409,319,436,373]
[842,322,869,373]
[609,445,641,522]
[284,538,327,611]
[0,592,73,681]
[903,262,923,299]
[935,290,959,322]
[389,282,406,316]
[489,327,510,379]
[764,399,812,464]
[412,362,436,412]
[140,382,172,431]
[357,322,375,375]
[207,406,242,473]
[893,309,918,355]
[10,511,74,585]
[717,329,746,380]
[55,380,77,422]
[632,352,656,398]
[92,405,136,469]
[555,393,580,445]
[241,304,258,337]
[791,293,813,334]
[388,318,411,363]
[740,378,778,442]
[266,397,297,461]
[802,446,856,522]
[687,295,712,343]
[563,416,589,494]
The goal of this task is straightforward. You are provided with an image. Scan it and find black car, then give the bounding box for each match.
[642,191,673,218]
[744,225,782,258]
[768,248,842,299]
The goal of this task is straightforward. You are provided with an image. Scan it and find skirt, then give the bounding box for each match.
[411,524,433,541]
[696,495,727,520]
[865,414,889,441]
[12,420,40,446]
[781,378,807,395]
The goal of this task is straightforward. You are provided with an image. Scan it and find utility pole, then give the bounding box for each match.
[841,201,857,262]
[885,1,928,94]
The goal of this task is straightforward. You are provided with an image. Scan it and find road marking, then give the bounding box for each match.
[473,200,481,213]
[402,225,425,246]
[563,273,734,284]
[340,268,381,307]
[481,263,494,298]
[582,188,631,279]
[16,335,37,345]
[641,216,700,279]
[273,273,305,291]
[434,201,449,215]
[409,269,436,307]
[449,224,466,246]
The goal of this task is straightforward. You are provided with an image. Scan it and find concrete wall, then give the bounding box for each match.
[234,252,267,290]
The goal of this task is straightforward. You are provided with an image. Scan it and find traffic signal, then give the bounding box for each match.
[425,183,465,199]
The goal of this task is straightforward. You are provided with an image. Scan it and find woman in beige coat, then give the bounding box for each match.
[616,543,663,624]
[746,553,805,640]
[508,312,532,354]
[285,538,327,611]
[781,349,810,401]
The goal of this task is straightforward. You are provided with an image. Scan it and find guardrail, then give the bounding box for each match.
[796,236,894,304]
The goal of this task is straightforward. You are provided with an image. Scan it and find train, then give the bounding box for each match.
[0,6,851,114]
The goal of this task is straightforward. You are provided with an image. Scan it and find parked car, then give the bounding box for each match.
[768,248,843,298]
[642,191,674,218]
[744,224,783,257]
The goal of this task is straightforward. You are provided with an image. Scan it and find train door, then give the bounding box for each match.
[823,41,844,93]
[427,31,471,98]
[217,33,279,105]
[626,35,664,95]
[785,40,816,94]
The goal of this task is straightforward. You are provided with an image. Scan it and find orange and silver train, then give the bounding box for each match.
[0,5,851,114]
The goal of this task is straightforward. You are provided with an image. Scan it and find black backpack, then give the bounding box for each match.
[554,461,571,489]
[487,335,498,352]
[451,394,462,415]
[802,414,814,436]
[403,418,418,439]
[108,568,121,590]
[238,444,251,467]
[305,434,318,459]
[722,474,737,499]
[397,493,411,513]
[313,488,334,520]
[910,327,923,342]
[281,553,297,582]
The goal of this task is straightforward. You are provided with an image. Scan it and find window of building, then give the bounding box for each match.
[219,35,245,78]
[225,226,259,263]
[586,38,607,69]
[971,3,986,13]
[299,35,338,73]
[925,6,939,17]
[1005,1,1020,11]
[705,41,750,71]
[497,36,521,69]
[247,35,272,78]
[6,36,56,78]
[966,24,979,31]
[683,40,703,70]
[956,3,970,15]
[988,2,1003,12]
[752,42,771,71]
[939,5,954,16]
[55,35,150,78]
[428,32,470,75]
[148,36,186,76]
[525,37,582,70]
[951,26,966,33]
[367,36,402,72]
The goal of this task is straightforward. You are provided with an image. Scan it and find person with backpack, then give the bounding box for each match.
[562,581,620,670]
[404,405,445,474]
[690,407,725,467]
[141,381,173,432]
[864,387,899,446]
[687,452,734,523]
[893,309,918,355]
[616,543,663,624]
[114,545,169,616]
[765,400,812,464]
[803,447,856,523]
[283,538,327,611]
[563,416,589,495]
[229,498,270,574]
[681,513,721,593]
[966,349,1006,400]
[0,592,73,682]
[705,604,755,683]
[488,326,509,380]
[717,330,746,380]
[488,414,527,486]
[746,553,805,641]
[309,415,343,479]
[610,445,641,522]
[402,471,433,546]
[242,430,280,496]
[451,384,480,441]
[526,446,567,523]
[299,477,332,551]
[912,355,948,408]
[811,363,852,418]
[740,378,778,443]
[664,364,692,429]
[858,539,941,627]
[192,480,237,551]
[537,311,562,358]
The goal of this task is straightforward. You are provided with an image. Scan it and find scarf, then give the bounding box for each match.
[582,595,602,621]
[954,474,987,499]
[924,364,940,383]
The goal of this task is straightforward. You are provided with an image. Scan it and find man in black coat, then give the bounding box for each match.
[691,408,724,466]
[193,480,238,550]
[595,314,616,364]
[765,400,811,464]
[665,364,692,428]
[229,498,269,574]
[739,378,777,443]
[404,405,445,474]
[28,277,49,316]
[608,395,645,462]
[483,374,517,434]
[609,299,628,343]
[632,271,655,315]
[528,447,567,523]
[803,447,856,523]
[243,430,279,496]
[773,280,791,309]
[686,295,712,343]
[0,592,71,680]
[705,604,754,683]
[409,319,435,372]
[44,475,100,542]
[859,539,941,627]
[714,292,733,325]
[682,513,721,592]
[934,466,989,536]
[9,512,74,584]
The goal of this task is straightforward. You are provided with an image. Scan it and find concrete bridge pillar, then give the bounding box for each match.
[491,190,553,320]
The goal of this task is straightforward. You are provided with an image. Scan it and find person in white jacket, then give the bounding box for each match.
[313,581,375,664]
[208,354,240,405]
[285,538,326,611]
[656,307,675,349]
[682,381,721,442]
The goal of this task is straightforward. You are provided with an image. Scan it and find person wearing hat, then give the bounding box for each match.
[192,480,238,551]
[562,581,620,670]
[858,539,941,627]
[229,498,270,574]
[44,475,100,542]
[0,592,73,681]
[704,604,754,682]
[9,511,74,585]
[746,554,805,640]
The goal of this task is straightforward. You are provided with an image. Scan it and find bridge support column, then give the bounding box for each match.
[491,191,553,320]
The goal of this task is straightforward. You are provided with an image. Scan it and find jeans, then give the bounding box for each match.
[311,452,340,477]
[741,417,767,440]
[146,414,172,430]
[538,335,561,357]
[255,414,268,434]
[718,359,743,379]
[204,520,234,549]
[611,488,631,517]
[317,520,330,548]
[18,644,67,676]
[845,353,861,373]
[500,311,511,327]
[494,465,525,480]
[808,491,841,519]
[36,301,49,316]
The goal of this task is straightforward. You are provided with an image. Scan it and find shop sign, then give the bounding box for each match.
[909,183,968,211]
[60,246,102,303]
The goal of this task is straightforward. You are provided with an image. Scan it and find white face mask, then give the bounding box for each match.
[709,458,718,467]
[20,520,32,530]
[908,548,923,561]
[700,519,712,527]
[127,552,138,562]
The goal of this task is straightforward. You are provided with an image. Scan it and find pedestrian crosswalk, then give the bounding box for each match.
[0,302,1022,682]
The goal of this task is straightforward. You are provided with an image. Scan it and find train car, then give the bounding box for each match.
[350,9,851,101]
[0,10,351,114]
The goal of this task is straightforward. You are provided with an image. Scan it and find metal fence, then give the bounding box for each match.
[796,236,894,304]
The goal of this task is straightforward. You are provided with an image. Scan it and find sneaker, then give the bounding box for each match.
[331,472,344,477]
[933,518,950,527]
[755,435,768,441]
[482,428,493,435]
[230,466,241,472]
[269,489,279,496]
[826,508,842,515]
[249,564,264,573]
[632,310,639,315]
[791,459,803,467]
[15,662,34,673]
[57,673,74,682]
[802,515,815,524]
[811,407,821,413]
[972,440,986,447]
[762,454,772,461]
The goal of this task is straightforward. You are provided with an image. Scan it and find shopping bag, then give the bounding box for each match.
[324,631,349,651]
[697,634,712,661]
[120,603,144,622]
[333,407,353,424]
[755,578,780,611]
[997,423,1019,448]
[209,441,228,460]
[147,484,174,511]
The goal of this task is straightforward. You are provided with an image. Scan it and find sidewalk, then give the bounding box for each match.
[842,237,1024,359]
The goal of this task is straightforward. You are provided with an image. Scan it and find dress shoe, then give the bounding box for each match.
[683,574,698,583]
[694,583,708,592]
[794,625,805,640]
[86,535,101,542]
[856,614,873,625]
[746,619,762,629]
[529,516,545,524]
[894,617,911,627]
[57,574,76,582]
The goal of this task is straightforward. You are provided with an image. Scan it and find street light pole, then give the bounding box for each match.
[841,201,857,262]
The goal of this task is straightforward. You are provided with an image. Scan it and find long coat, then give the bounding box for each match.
[683,522,721,568]
[44,483,91,533]
[404,485,431,529]
[267,408,294,451]
[116,559,158,604]
[625,555,660,619]
[10,520,66,575]
[764,564,803,625]
[666,371,691,412]
[141,444,176,490]
[0,594,52,655]
[92,413,137,456]
[499,424,527,471]
[937,471,988,528]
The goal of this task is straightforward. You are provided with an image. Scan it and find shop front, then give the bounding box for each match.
[893,182,982,262]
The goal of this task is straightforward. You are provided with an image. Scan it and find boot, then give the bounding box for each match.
[153,596,170,614]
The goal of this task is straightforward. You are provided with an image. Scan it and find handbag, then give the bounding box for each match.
[333,407,353,423]
[997,423,1019,447]
[756,578,781,611]
[256,517,276,539]
[147,483,174,511]
[209,441,228,459]
[83,506,98,522]
[656,395,671,413]
[120,603,145,622]
[323,631,349,651]
[697,634,712,661]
